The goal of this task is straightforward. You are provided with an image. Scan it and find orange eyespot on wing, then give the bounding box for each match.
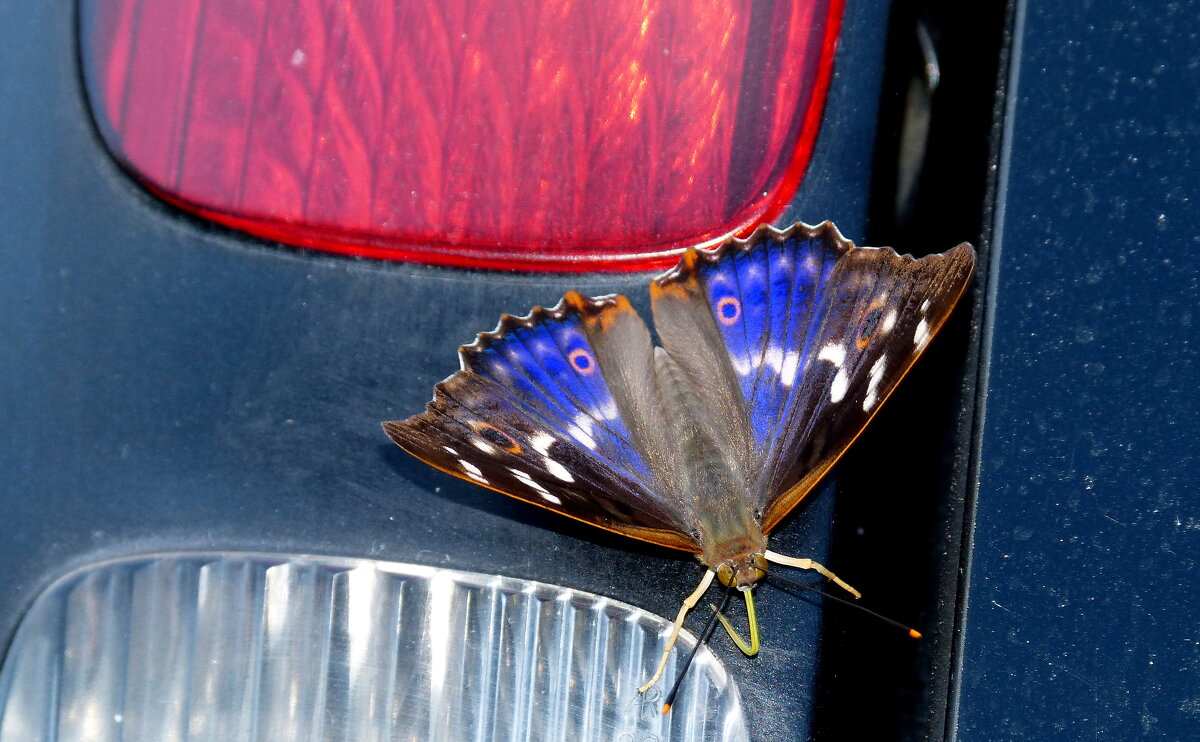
[716,296,742,326]
[469,421,523,454]
[568,347,596,374]
[856,298,888,350]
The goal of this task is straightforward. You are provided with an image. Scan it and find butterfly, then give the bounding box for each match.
[383,221,974,699]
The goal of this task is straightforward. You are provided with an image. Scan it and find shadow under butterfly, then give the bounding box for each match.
[383,222,974,710]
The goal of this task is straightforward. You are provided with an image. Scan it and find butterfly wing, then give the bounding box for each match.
[650,222,975,532]
[384,291,701,552]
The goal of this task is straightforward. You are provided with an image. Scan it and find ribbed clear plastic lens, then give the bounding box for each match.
[0,553,747,741]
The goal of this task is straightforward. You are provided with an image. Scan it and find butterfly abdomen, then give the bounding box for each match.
[652,347,763,564]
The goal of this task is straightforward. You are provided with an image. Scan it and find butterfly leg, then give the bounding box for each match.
[638,568,716,694]
[764,550,862,599]
[710,587,760,656]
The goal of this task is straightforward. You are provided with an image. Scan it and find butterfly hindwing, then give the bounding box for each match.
[651,222,975,532]
[692,230,843,444]
[458,295,651,483]
[384,292,701,552]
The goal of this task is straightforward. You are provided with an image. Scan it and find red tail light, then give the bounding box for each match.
[82,1,844,271]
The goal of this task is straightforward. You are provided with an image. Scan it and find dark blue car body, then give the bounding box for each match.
[0,0,1195,739]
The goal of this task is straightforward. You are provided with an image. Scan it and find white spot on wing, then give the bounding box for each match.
[731,353,754,376]
[530,432,555,455]
[779,351,800,386]
[920,299,931,313]
[544,457,575,483]
[471,438,497,454]
[569,416,598,450]
[761,344,800,385]
[442,446,459,456]
[818,343,846,368]
[830,368,849,402]
[509,467,546,492]
[458,459,488,484]
[764,345,784,374]
[881,309,898,334]
[863,355,888,411]
[510,467,563,505]
[914,319,931,350]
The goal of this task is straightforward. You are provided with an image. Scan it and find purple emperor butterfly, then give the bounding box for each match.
[383,222,975,696]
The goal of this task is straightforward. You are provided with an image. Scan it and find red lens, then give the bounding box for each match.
[83,1,843,271]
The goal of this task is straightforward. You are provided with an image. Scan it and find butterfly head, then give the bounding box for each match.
[716,552,768,589]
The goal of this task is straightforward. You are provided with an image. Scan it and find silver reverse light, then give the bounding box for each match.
[0,553,747,742]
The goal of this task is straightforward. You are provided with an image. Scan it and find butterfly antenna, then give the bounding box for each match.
[767,571,922,639]
[661,582,734,715]
[763,550,861,599]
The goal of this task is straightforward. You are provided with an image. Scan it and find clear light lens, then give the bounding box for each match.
[0,553,748,741]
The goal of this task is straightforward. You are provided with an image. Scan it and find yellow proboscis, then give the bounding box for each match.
[712,588,759,656]
[639,553,861,704]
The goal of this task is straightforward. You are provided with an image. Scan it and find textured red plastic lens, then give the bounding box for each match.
[83,1,843,271]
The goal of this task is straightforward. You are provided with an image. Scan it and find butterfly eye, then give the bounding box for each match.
[749,554,769,583]
[568,347,596,375]
[856,301,886,349]
[716,563,736,587]
[715,296,741,326]
[469,422,523,454]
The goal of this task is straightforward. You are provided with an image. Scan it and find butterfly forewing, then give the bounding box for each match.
[760,240,974,529]
[384,293,702,552]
